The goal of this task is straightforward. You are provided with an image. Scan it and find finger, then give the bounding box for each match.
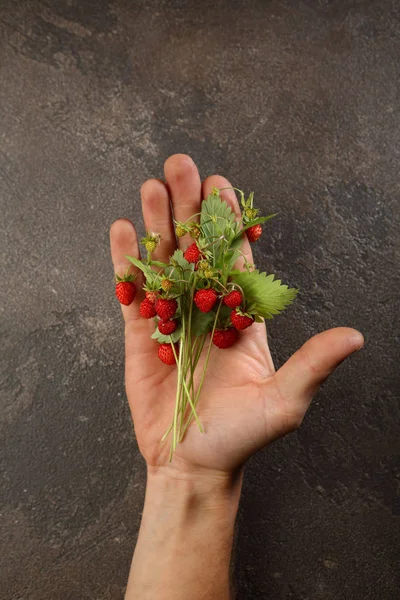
[141,178,176,262]
[273,327,364,426]
[164,154,202,248]
[110,219,144,323]
[202,174,253,270]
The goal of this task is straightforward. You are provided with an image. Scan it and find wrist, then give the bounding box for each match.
[145,462,243,518]
[125,463,242,599]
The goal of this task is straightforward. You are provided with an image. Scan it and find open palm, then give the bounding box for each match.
[110,154,363,477]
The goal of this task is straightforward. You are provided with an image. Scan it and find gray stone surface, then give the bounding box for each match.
[1,0,399,598]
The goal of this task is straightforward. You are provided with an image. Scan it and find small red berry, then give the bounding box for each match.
[212,327,239,349]
[158,343,177,365]
[155,298,178,320]
[194,289,218,313]
[115,281,136,306]
[158,319,178,335]
[145,290,159,304]
[231,308,254,330]
[246,224,262,242]
[223,290,242,308]
[139,298,157,318]
[184,242,203,264]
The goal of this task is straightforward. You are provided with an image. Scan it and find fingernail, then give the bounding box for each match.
[349,331,364,350]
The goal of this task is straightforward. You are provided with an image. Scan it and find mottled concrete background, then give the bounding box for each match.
[1,0,399,598]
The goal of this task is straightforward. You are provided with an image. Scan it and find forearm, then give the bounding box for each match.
[125,465,243,600]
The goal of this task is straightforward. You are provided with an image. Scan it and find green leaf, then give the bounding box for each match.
[243,213,277,228]
[126,255,158,284]
[200,193,236,265]
[221,247,241,272]
[191,308,215,336]
[151,326,182,343]
[165,249,194,282]
[149,260,169,268]
[229,270,298,319]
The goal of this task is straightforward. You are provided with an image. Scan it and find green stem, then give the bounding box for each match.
[194,301,222,405]
[171,332,184,454]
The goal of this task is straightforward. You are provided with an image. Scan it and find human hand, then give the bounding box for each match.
[110,154,364,480]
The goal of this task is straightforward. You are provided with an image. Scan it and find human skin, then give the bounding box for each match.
[109,154,364,599]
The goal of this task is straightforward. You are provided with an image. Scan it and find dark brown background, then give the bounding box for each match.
[1,1,399,598]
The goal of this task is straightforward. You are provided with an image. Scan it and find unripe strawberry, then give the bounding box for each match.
[140,298,157,318]
[197,260,210,271]
[223,290,242,308]
[189,224,201,238]
[194,289,218,313]
[115,281,136,306]
[158,343,177,365]
[176,224,186,238]
[158,319,178,335]
[246,224,262,242]
[184,242,203,264]
[212,327,239,349]
[231,308,254,330]
[145,239,157,253]
[155,298,178,320]
[161,278,173,292]
[245,207,258,220]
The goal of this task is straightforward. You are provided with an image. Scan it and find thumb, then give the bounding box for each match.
[273,327,364,427]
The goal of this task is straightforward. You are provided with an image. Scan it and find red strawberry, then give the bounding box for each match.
[223,290,242,308]
[155,298,178,320]
[158,343,177,365]
[139,298,157,318]
[194,289,218,313]
[115,281,136,306]
[231,308,254,330]
[212,327,239,349]
[145,290,159,304]
[184,242,203,264]
[246,224,262,242]
[158,319,178,335]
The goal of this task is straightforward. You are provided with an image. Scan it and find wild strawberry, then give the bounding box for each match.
[245,207,258,220]
[115,281,136,306]
[141,232,161,253]
[175,224,186,238]
[158,343,177,365]
[223,290,242,308]
[184,242,203,264]
[158,319,178,335]
[161,278,173,292]
[189,223,201,238]
[145,290,159,304]
[155,298,178,320]
[194,289,218,313]
[140,298,157,318]
[231,308,254,330]
[197,260,210,271]
[212,327,239,349]
[246,224,262,242]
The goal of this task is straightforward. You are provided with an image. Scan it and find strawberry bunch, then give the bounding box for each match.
[115,187,297,458]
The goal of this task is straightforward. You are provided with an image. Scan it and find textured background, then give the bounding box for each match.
[1,1,399,598]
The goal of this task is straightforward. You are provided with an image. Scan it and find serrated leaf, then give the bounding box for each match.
[230,270,298,319]
[126,255,158,284]
[200,193,236,264]
[151,326,182,343]
[190,308,215,336]
[242,213,278,230]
